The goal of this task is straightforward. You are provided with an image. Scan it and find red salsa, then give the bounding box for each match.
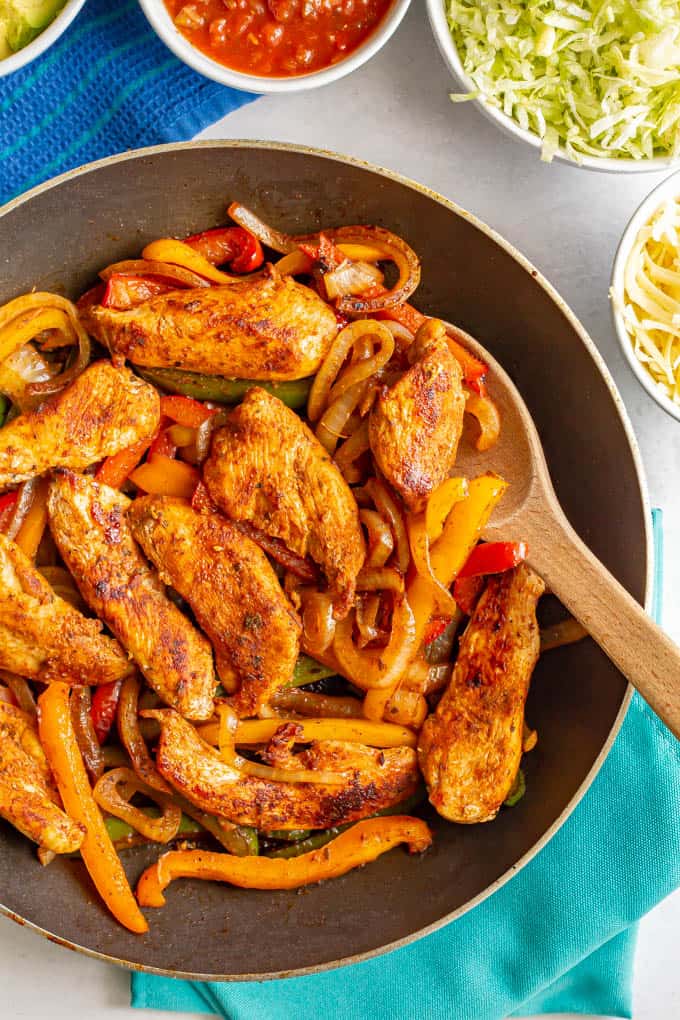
[165,0,394,77]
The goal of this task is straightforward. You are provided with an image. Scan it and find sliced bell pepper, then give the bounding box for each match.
[423,617,450,646]
[14,476,50,559]
[457,541,528,579]
[197,716,417,749]
[136,816,432,906]
[90,680,123,745]
[101,275,175,310]
[0,489,18,532]
[159,394,216,429]
[184,226,264,274]
[142,239,239,285]
[38,682,148,934]
[298,234,346,272]
[76,282,106,311]
[147,426,178,460]
[129,454,200,500]
[137,367,313,410]
[95,436,155,489]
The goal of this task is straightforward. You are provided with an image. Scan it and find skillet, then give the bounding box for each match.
[0,141,651,979]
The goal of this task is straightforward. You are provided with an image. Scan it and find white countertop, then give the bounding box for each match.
[2,4,680,1017]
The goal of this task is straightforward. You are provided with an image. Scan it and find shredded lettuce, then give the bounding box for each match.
[446,0,680,163]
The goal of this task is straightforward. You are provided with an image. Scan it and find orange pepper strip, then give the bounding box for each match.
[95,436,155,489]
[197,716,417,749]
[14,476,50,559]
[137,816,432,906]
[160,394,216,429]
[38,682,148,934]
[129,454,200,499]
[142,239,239,285]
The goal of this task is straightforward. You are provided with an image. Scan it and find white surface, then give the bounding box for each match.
[2,4,679,1016]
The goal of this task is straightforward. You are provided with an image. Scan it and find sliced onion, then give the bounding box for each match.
[356,567,405,592]
[336,420,371,484]
[355,593,381,647]
[540,617,587,653]
[93,767,181,843]
[70,686,103,783]
[5,479,37,540]
[0,670,36,717]
[0,343,59,411]
[465,389,501,452]
[227,203,297,254]
[523,722,538,752]
[333,595,417,691]
[327,331,394,406]
[98,259,210,289]
[423,663,453,695]
[360,508,394,568]
[271,689,363,719]
[300,591,336,654]
[316,379,370,455]
[365,478,410,574]
[118,674,170,793]
[307,319,394,422]
[324,260,384,300]
[382,319,414,350]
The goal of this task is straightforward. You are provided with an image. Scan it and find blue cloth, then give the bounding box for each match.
[133,510,675,1020]
[0,0,257,206]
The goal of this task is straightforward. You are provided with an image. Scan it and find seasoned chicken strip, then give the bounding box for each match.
[0,532,132,684]
[0,703,84,854]
[0,360,159,491]
[83,272,338,381]
[369,320,465,511]
[150,709,419,831]
[128,496,301,718]
[47,472,216,720]
[418,563,544,823]
[204,388,365,617]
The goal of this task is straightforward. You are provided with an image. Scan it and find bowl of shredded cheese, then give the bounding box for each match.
[611,171,680,420]
[427,0,680,172]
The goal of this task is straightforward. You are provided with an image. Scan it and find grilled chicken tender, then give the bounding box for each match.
[0,532,132,684]
[0,360,160,491]
[128,496,301,718]
[151,709,419,831]
[204,388,365,618]
[83,272,338,381]
[0,702,84,854]
[369,319,465,512]
[418,563,544,824]
[47,471,216,721]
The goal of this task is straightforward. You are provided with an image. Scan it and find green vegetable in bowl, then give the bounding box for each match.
[0,0,65,56]
[447,0,680,163]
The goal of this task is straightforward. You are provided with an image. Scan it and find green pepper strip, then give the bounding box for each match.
[137,368,313,410]
[265,787,427,859]
[264,828,312,842]
[101,799,259,856]
[286,654,338,688]
[504,768,526,808]
[0,395,8,429]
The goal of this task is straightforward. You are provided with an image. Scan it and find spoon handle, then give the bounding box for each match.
[525,507,680,741]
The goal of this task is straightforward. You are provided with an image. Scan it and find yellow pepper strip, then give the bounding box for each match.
[335,242,386,263]
[142,239,240,285]
[14,476,50,559]
[0,307,74,363]
[425,477,469,543]
[38,682,148,934]
[137,816,432,906]
[197,716,417,749]
[129,453,200,500]
[364,473,507,724]
[407,513,458,617]
[275,250,314,276]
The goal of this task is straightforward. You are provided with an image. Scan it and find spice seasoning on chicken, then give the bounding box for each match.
[164,0,393,77]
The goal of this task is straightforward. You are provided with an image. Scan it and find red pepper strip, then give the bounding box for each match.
[423,616,450,646]
[101,275,176,311]
[159,394,216,429]
[184,227,264,274]
[95,436,156,489]
[147,425,177,460]
[458,541,528,579]
[298,234,346,273]
[234,520,318,583]
[76,282,106,311]
[453,575,485,616]
[0,490,19,533]
[91,680,123,745]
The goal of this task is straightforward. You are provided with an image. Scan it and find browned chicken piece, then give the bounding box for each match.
[83,271,338,381]
[150,709,420,830]
[0,360,159,491]
[369,319,465,512]
[47,471,216,721]
[418,563,545,824]
[204,388,365,618]
[0,532,132,685]
[128,496,301,718]
[0,702,84,854]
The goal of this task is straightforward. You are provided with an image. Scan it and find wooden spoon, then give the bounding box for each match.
[448,321,680,741]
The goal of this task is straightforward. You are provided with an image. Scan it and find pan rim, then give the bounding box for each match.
[0,139,652,981]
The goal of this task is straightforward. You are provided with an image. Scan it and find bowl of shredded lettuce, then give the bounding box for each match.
[427,0,680,171]
[611,172,680,420]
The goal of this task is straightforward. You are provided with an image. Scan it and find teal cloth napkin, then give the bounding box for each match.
[133,510,677,1020]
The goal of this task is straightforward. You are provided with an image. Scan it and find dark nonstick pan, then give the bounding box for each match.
[0,141,650,980]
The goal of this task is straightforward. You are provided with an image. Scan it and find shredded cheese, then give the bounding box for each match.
[617,196,680,409]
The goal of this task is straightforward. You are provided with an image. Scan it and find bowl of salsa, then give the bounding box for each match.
[138,0,411,92]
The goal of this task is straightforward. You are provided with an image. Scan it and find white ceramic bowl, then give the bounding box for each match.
[611,170,680,423]
[138,0,411,93]
[0,0,86,78]
[426,0,678,175]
